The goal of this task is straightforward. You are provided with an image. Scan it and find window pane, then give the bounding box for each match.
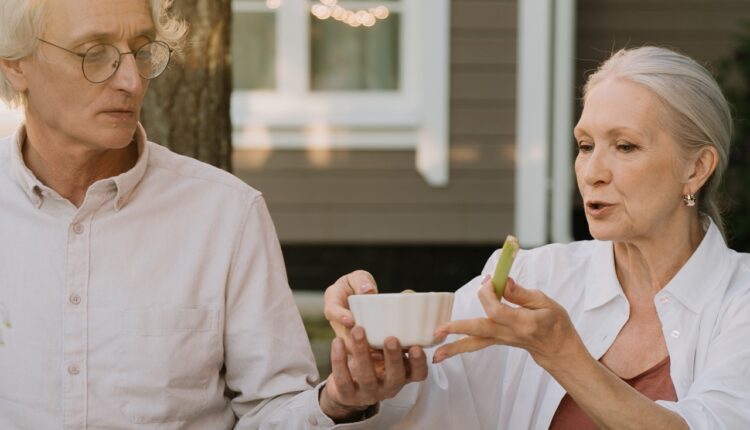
[310,14,400,91]
[233,12,276,90]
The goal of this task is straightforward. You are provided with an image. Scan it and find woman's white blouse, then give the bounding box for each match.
[360,220,750,429]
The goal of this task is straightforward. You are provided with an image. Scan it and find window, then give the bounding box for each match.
[231,0,450,185]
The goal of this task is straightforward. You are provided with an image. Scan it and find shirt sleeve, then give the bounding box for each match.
[656,290,750,429]
[222,194,320,429]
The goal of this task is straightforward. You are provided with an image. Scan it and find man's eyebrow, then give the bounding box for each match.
[69,29,157,46]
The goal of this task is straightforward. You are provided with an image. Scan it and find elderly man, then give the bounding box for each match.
[0,0,421,428]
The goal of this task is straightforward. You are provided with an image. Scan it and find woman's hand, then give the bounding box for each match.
[432,275,585,368]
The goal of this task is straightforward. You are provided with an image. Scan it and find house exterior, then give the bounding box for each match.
[2,0,749,290]
[231,0,750,291]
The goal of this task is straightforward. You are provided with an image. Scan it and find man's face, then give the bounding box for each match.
[21,0,154,152]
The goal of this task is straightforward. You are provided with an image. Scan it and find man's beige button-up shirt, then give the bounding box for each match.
[0,124,335,429]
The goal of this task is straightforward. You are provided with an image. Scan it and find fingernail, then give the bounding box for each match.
[386,339,398,350]
[341,316,353,327]
[482,274,491,284]
[434,329,447,339]
[432,353,444,364]
[507,278,516,292]
[353,327,364,341]
[360,283,374,293]
[411,348,422,359]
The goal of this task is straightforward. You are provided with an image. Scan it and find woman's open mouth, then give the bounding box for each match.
[585,201,614,217]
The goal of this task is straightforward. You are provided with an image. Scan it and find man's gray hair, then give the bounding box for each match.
[0,0,187,108]
[584,46,733,237]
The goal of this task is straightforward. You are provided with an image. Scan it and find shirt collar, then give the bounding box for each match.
[584,218,730,314]
[111,123,149,211]
[8,122,149,211]
[584,240,625,311]
[660,219,731,314]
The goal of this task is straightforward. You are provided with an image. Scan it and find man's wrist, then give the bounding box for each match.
[319,384,375,423]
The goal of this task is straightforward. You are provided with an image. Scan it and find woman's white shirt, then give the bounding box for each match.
[359,220,750,429]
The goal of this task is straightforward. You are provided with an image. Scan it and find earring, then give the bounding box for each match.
[682,193,697,207]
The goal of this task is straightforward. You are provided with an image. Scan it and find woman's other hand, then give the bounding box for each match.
[432,276,585,368]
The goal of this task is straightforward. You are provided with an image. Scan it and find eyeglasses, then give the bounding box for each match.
[36,38,173,84]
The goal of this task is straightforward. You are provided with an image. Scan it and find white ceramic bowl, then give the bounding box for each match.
[348,292,454,348]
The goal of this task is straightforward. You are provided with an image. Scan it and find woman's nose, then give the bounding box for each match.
[581,148,612,186]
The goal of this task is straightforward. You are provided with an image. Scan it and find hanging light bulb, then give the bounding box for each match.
[266,0,282,9]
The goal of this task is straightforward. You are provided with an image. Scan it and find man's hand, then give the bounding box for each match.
[323,270,378,350]
[320,327,427,421]
[320,270,428,421]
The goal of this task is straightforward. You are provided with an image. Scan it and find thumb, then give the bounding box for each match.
[502,278,548,310]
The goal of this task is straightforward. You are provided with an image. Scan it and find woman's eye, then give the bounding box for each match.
[617,142,636,153]
[577,142,593,152]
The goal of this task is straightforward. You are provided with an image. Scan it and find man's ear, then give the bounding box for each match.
[685,145,719,195]
[0,58,29,94]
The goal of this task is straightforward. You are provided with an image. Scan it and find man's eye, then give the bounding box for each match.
[577,142,593,152]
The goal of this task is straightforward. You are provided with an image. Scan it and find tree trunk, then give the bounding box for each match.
[141,0,233,172]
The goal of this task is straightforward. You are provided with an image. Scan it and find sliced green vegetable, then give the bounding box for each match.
[492,235,519,299]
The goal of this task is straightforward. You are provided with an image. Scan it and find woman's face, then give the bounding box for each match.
[574,78,691,242]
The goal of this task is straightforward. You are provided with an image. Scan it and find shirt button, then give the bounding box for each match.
[69,294,82,305]
[72,223,84,234]
[670,330,680,339]
[68,364,81,375]
[659,295,669,304]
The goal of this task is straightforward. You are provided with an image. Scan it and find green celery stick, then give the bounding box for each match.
[492,235,519,299]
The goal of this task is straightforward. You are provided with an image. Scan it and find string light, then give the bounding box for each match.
[310,1,391,28]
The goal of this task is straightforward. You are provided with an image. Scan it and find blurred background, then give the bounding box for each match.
[2,0,750,375]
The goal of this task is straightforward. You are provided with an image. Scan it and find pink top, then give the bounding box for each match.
[548,356,678,430]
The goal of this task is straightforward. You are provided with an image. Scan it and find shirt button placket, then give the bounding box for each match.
[64,218,90,429]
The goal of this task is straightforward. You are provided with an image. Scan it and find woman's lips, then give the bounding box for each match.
[585,201,615,218]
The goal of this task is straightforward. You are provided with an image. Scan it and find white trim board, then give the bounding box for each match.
[230,0,451,186]
[515,0,576,247]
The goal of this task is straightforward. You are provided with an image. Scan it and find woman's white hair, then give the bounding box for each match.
[0,0,187,108]
[584,46,733,237]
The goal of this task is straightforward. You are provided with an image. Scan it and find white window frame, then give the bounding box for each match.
[231,0,451,186]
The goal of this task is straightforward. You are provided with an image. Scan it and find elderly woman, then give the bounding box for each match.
[320,46,750,429]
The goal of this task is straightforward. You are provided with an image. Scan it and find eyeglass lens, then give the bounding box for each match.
[82,41,171,83]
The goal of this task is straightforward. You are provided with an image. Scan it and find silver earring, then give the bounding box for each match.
[682,193,697,207]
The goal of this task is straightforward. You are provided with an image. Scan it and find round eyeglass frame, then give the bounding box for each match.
[36,38,173,84]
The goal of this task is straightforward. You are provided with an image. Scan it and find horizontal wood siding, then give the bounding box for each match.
[234,0,518,244]
[577,0,750,87]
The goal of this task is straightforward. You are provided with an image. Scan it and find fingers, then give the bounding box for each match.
[329,337,355,401]
[502,278,549,310]
[407,346,428,382]
[432,335,496,363]
[435,317,506,340]
[478,277,515,321]
[345,270,379,294]
[381,337,406,397]
[349,327,378,399]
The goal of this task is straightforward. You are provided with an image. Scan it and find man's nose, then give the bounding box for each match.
[109,53,143,93]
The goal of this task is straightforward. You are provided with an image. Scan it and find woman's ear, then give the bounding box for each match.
[685,145,719,194]
[0,58,29,94]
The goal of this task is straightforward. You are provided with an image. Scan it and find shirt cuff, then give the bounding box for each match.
[306,382,381,429]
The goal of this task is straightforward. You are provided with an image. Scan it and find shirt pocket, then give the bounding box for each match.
[116,308,222,424]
